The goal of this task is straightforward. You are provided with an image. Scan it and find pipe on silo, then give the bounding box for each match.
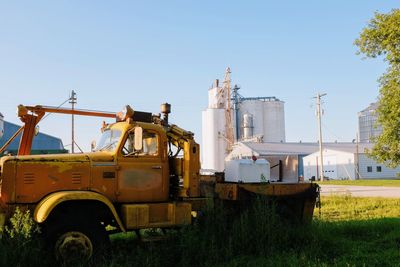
[242,113,253,139]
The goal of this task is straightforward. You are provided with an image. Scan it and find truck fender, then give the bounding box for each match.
[33,191,126,232]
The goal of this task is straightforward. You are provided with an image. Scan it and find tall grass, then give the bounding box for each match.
[0,208,52,267]
[1,197,400,266]
[109,197,306,267]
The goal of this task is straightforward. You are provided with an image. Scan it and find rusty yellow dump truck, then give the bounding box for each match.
[0,103,318,261]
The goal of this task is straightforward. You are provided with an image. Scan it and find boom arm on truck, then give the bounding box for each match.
[0,105,116,156]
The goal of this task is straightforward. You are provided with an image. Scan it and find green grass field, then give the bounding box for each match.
[316,179,400,187]
[1,196,400,266]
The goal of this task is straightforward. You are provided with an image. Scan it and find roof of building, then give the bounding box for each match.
[0,121,65,151]
[359,102,378,114]
[238,142,373,156]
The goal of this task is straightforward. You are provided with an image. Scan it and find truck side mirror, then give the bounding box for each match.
[34,125,40,136]
[134,127,143,151]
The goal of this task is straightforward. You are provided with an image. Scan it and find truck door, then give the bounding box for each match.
[116,127,169,202]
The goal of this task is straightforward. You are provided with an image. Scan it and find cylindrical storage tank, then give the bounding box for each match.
[238,100,265,139]
[242,113,253,139]
[238,99,285,142]
[262,100,285,142]
[358,102,381,143]
[0,113,4,140]
[201,108,226,172]
[208,87,220,108]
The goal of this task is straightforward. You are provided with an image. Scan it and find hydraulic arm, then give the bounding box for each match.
[0,105,116,156]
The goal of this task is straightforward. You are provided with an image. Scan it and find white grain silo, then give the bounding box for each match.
[237,98,285,142]
[201,79,227,172]
[358,102,381,143]
[0,113,4,140]
[262,99,285,142]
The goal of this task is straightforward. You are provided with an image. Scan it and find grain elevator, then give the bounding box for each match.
[202,68,286,172]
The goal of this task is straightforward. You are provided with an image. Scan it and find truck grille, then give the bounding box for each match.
[71,172,82,184]
[23,172,35,184]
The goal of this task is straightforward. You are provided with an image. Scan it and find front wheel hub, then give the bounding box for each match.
[55,231,93,261]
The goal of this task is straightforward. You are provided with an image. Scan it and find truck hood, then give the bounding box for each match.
[10,153,91,163]
[1,151,115,165]
[86,151,115,162]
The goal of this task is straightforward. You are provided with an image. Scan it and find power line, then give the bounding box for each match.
[321,121,344,142]
[39,98,70,122]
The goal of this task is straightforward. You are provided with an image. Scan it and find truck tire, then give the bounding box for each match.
[44,216,110,263]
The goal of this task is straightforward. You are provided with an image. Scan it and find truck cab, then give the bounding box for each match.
[0,114,196,261]
[91,121,170,203]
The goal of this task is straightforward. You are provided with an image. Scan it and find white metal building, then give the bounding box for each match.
[227,142,321,183]
[303,149,356,180]
[303,145,400,180]
[227,142,400,181]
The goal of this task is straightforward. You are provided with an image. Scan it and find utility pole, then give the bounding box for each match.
[69,90,77,153]
[314,92,327,181]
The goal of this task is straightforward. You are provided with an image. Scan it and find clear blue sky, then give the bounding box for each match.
[0,1,398,151]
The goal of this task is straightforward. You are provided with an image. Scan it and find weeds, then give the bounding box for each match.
[0,197,400,266]
[0,207,52,267]
[3,207,40,239]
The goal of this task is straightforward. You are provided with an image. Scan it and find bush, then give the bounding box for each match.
[0,208,52,267]
[3,207,40,239]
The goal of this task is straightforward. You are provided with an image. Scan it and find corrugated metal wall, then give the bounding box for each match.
[358,154,400,179]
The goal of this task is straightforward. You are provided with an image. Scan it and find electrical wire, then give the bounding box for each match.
[39,98,70,123]
[36,97,85,152]
[321,121,346,142]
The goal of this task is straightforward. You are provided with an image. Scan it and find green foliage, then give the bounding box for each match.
[0,208,51,267]
[355,9,400,167]
[3,207,40,239]
[1,197,400,266]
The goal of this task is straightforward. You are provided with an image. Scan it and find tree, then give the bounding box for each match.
[355,9,400,168]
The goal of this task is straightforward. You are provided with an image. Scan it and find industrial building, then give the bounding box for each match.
[202,68,285,172]
[227,142,400,181]
[227,142,354,181]
[358,102,382,143]
[303,144,400,180]
[233,96,285,143]
[227,142,313,182]
[0,120,67,155]
[201,69,400,181]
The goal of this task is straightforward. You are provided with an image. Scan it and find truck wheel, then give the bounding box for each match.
[45,218,110,263]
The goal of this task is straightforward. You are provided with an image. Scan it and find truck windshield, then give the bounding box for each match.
[95,129,122,152]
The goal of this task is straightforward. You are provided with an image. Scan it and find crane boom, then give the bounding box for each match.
[0,105,117,156]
